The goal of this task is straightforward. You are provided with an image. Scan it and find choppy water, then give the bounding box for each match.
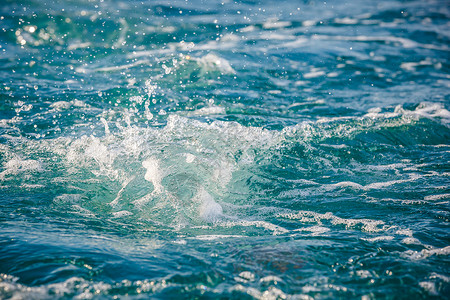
[1,0,449,298]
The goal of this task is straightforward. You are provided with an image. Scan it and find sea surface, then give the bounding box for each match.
[0,0,449,299]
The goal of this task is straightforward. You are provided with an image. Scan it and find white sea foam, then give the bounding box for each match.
[53,194,83,204]
[280,174,419,199]
[400,59,433,71]
[185,153,196,163]
[230,285,288,300]
[192,234,245,241]
[279,211,387,233]
[424,194,450,201]
[331,181,364,189]
[76,59,151,73]
[403,246,450,260]
[196,188,223,223]
[364,102,450,124]
[271,37,308,50]
[293,226,331,236]
[71,205,95,217]
[235,271,255,283]
[20,183,45,189]
[112,210,133,218]
[362,236,395,242]
[0,274,171,299]
[259,276,283,284]
[260,32,295,41]
[263,19,292,29]
[334,17,359,24]
[213,160,235,188]
[401,237,422,245]
[420,281,439,296]
[50,99,86,111]
[219,220,289,235]
[312,35,450,51]
[303,70,325,79]
[142,158,163,193]
[364,179,412,189]
[0,157,43,180]
[196,53,236,74]
[65,114,279,226]
[67,41,91,50]
[188,106,226,116]
[193,35,239,51]
[302,20,317,27]
[396,229,413,236]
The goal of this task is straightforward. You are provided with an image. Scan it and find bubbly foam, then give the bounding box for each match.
[142,158,163,193]
[0,157,43,180]
[196,188,223,223]
[403,246,450,260]
[196,54,236,74]
[279,210,387,233]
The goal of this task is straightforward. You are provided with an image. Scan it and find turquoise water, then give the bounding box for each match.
[0,0,449,298]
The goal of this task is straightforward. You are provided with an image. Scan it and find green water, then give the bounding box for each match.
[0,0,449,298]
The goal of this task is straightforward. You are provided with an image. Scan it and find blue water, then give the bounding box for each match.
[0,0,449,298]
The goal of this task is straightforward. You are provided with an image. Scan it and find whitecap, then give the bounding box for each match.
[196,53,236,74]
[142,158,163,193]
[403,246,450,260]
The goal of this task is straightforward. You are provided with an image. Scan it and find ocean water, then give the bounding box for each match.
[0,0,449,298]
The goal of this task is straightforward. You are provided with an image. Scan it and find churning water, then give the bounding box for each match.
[0,0,449,298]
